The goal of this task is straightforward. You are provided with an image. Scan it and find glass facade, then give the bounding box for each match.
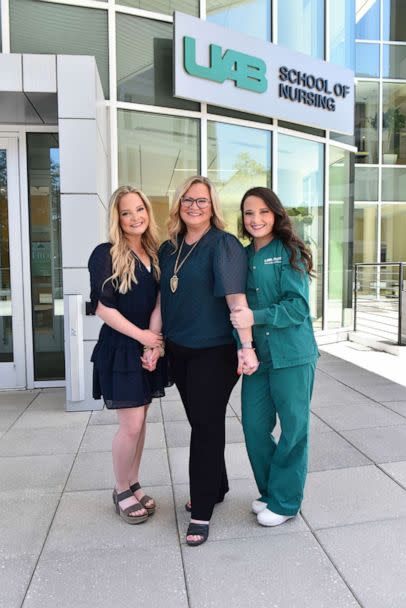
[116,1,198,14]
[116,14,198,110]
[8,0,402,386]
[118,110,199,241]
[278,0,324,58]
[354,203,378,263]
[355,0,406,265]
[330,0,355,69]
[328,147,353,328]
[9,0,109,97]
[355,0,380,40]
[355,42,380,77]
[207,0,271,40]
[382,84,406,164]
[278,134,324,328]
[381,204,406,261]
[355,81,379,163]
[207,122,271,235]
[383,0,406,41]
[355,166,379,200]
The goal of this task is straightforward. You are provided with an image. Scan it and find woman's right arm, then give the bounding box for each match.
[96,303,163,348]
[89,244,162,349]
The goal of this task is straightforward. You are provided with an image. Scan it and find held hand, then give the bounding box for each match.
[240,348,259,376]
[139,330,163,349]
[141,347,160,372]
[230,306,254,329]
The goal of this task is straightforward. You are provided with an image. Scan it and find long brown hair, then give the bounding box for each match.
[240,187,314,276]
[107,186,160,293]
[167,176,225,249]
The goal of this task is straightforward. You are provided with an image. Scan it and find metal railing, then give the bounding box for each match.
[354,262,406,346]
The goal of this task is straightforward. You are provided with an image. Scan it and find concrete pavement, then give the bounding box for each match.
[1,351,406,607]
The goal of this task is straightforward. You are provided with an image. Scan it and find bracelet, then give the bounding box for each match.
[241,341,255,349]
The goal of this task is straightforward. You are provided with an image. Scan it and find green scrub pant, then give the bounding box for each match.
[241,361,316,516]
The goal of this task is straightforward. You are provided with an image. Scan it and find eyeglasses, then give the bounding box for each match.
[180,196,211,209]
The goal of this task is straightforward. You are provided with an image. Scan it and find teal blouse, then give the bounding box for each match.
[159,227,247,349]
[246,238,319,369]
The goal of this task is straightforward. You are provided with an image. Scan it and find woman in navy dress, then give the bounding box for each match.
[88,185,165,524]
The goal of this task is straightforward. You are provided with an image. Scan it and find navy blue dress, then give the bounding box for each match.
[88,242,170,409]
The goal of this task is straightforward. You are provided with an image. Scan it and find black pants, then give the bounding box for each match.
[167,341,239,520]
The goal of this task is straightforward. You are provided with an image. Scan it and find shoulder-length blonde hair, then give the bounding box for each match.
[107,185,160,294]
[167,176,226,249]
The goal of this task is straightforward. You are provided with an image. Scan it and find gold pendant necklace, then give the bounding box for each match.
[170,228,210,293]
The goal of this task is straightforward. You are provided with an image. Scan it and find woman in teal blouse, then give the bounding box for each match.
[230,186,319,527]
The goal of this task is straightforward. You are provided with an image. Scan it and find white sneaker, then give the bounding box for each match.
[251,500,268,514]
[257,508,294,527]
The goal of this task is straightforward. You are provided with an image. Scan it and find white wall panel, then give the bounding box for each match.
[57,55,97,119]
[0,54,23,91]
[60,194,105,267]
[96,127,109,206]
[59,119,97,193]
[23,55,56,93]
[96,72,109,153]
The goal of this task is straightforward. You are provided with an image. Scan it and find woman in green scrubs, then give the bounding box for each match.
[230,187,319,527]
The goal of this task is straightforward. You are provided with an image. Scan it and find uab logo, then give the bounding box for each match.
[183,36,267,94]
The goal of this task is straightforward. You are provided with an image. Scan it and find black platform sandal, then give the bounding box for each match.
[186,523,209,546]
[130,482,156,516]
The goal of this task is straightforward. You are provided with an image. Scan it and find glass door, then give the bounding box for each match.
[0,137,25,388]
[26,134,64,381]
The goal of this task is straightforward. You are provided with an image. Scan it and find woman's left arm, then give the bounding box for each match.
[226,293,258,375]
[231,262,310,330]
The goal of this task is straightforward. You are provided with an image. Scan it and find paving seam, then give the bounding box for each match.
[18,398,92,608]
[300,512,365,607]
[160,397,192,608]
[308,512,406,533]
[311,398,406,491]
[311,408,406,430]
[379,402,406,419]
[318,365,406,411]
[63,482,172,493]
[177,528,312,546]
[375,462,406,491]
[0,390,42,437]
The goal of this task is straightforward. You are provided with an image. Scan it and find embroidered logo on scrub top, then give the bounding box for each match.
[264,256,282,265]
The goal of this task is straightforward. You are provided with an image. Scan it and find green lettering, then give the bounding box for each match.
[183,36,267,93]
[184,36,224,82]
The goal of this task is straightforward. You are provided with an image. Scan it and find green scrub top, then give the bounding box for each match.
[246,238,319,369]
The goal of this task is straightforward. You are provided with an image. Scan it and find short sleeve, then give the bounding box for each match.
[88,243,119,313]
[213,233,248,297]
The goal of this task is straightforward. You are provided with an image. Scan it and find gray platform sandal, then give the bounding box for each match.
[112,488,148,524]
[130,482,156,516]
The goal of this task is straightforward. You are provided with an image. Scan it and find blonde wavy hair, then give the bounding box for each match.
[167,176,226,249]
[106,185,160,294]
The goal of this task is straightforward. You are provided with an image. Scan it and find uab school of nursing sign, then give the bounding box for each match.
[174,12,354,136]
